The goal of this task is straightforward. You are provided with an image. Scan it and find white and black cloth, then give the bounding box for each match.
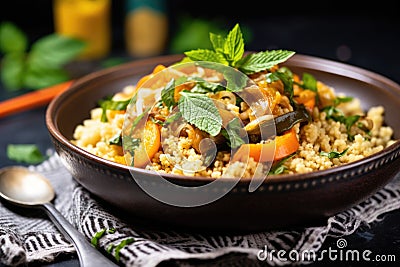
[1,154,400,267]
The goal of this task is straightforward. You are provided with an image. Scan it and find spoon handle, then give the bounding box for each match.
[42,203,119,267]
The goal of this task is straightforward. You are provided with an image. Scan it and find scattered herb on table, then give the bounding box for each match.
[0,21,85,91]
[6,144,46,164]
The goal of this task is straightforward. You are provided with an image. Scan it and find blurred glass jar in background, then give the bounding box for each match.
[53,0,111,60]
[125,0,168,58]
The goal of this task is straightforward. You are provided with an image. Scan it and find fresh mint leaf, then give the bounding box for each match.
[28,34,85,69]
[238,50,295,74]
[161,78,176,109]
[268,70,294,104]
[23,66,69,90]
[209,32,225,53]
[223,23,244,65]
[184,49,227,64]
[6,144,45,164]
[190,77,224,93]
[224,68,247,92]
[302,73,317,92]
[178,92,222,136]
[0,22,28,53]
[221,118,246,148]
[1,52,25,90]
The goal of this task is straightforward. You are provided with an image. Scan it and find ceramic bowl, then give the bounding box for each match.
[46,54,400,233]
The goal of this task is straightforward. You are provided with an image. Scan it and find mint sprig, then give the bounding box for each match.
[183,23,295,75]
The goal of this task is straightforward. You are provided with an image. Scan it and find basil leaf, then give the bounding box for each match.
[320,148,349,159]
[6,144,45,164]
[28,34,86,69]
[161,78,176,109]
[0,22,28,53]
[223,23,244,65]
[1,52,25,90]
[178,92,222,136]
[237,50,295,75]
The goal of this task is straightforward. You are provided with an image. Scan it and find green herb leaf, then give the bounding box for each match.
[209,32,225,53]
[320,148,349,159]
[178,92,222,136]
[98,98,131,122]
[223,23,244,65]
[23,66,69,90]
[123,137,141,167]
[6,144,45,164]
[221,118,246,148]
[224,68,247,92]
[0,22,28,53]
[268,70,294,105]
[184,49,227,64]
[334,96,353,106]
[1,52,25,90]
[268,154,294,175]
[109,131,122,146]
[114,238,135,262]
[27,34,85,69]
[238,50,295,75]
[91,228,107,248]
[302,73,318,92]
[161,78,176,109]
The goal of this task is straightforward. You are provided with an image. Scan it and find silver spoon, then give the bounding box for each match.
[0,166,118,267]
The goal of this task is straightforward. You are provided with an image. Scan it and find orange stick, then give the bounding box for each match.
[0,80,73,118]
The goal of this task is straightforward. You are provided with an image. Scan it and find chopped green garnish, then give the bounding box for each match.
[91,228,107,248]
[320,148,349,159]
[6,144,45,164]
[268,154,294,175]
[112,238,135,262]
[109,131,122,146]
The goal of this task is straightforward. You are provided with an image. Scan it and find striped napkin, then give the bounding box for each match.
[1,154,399,267]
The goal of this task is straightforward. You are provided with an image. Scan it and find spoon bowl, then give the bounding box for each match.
[0,166,54,205]
[0,166,118,267]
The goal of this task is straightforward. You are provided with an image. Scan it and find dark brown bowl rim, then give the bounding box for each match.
[46,53,400,184]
